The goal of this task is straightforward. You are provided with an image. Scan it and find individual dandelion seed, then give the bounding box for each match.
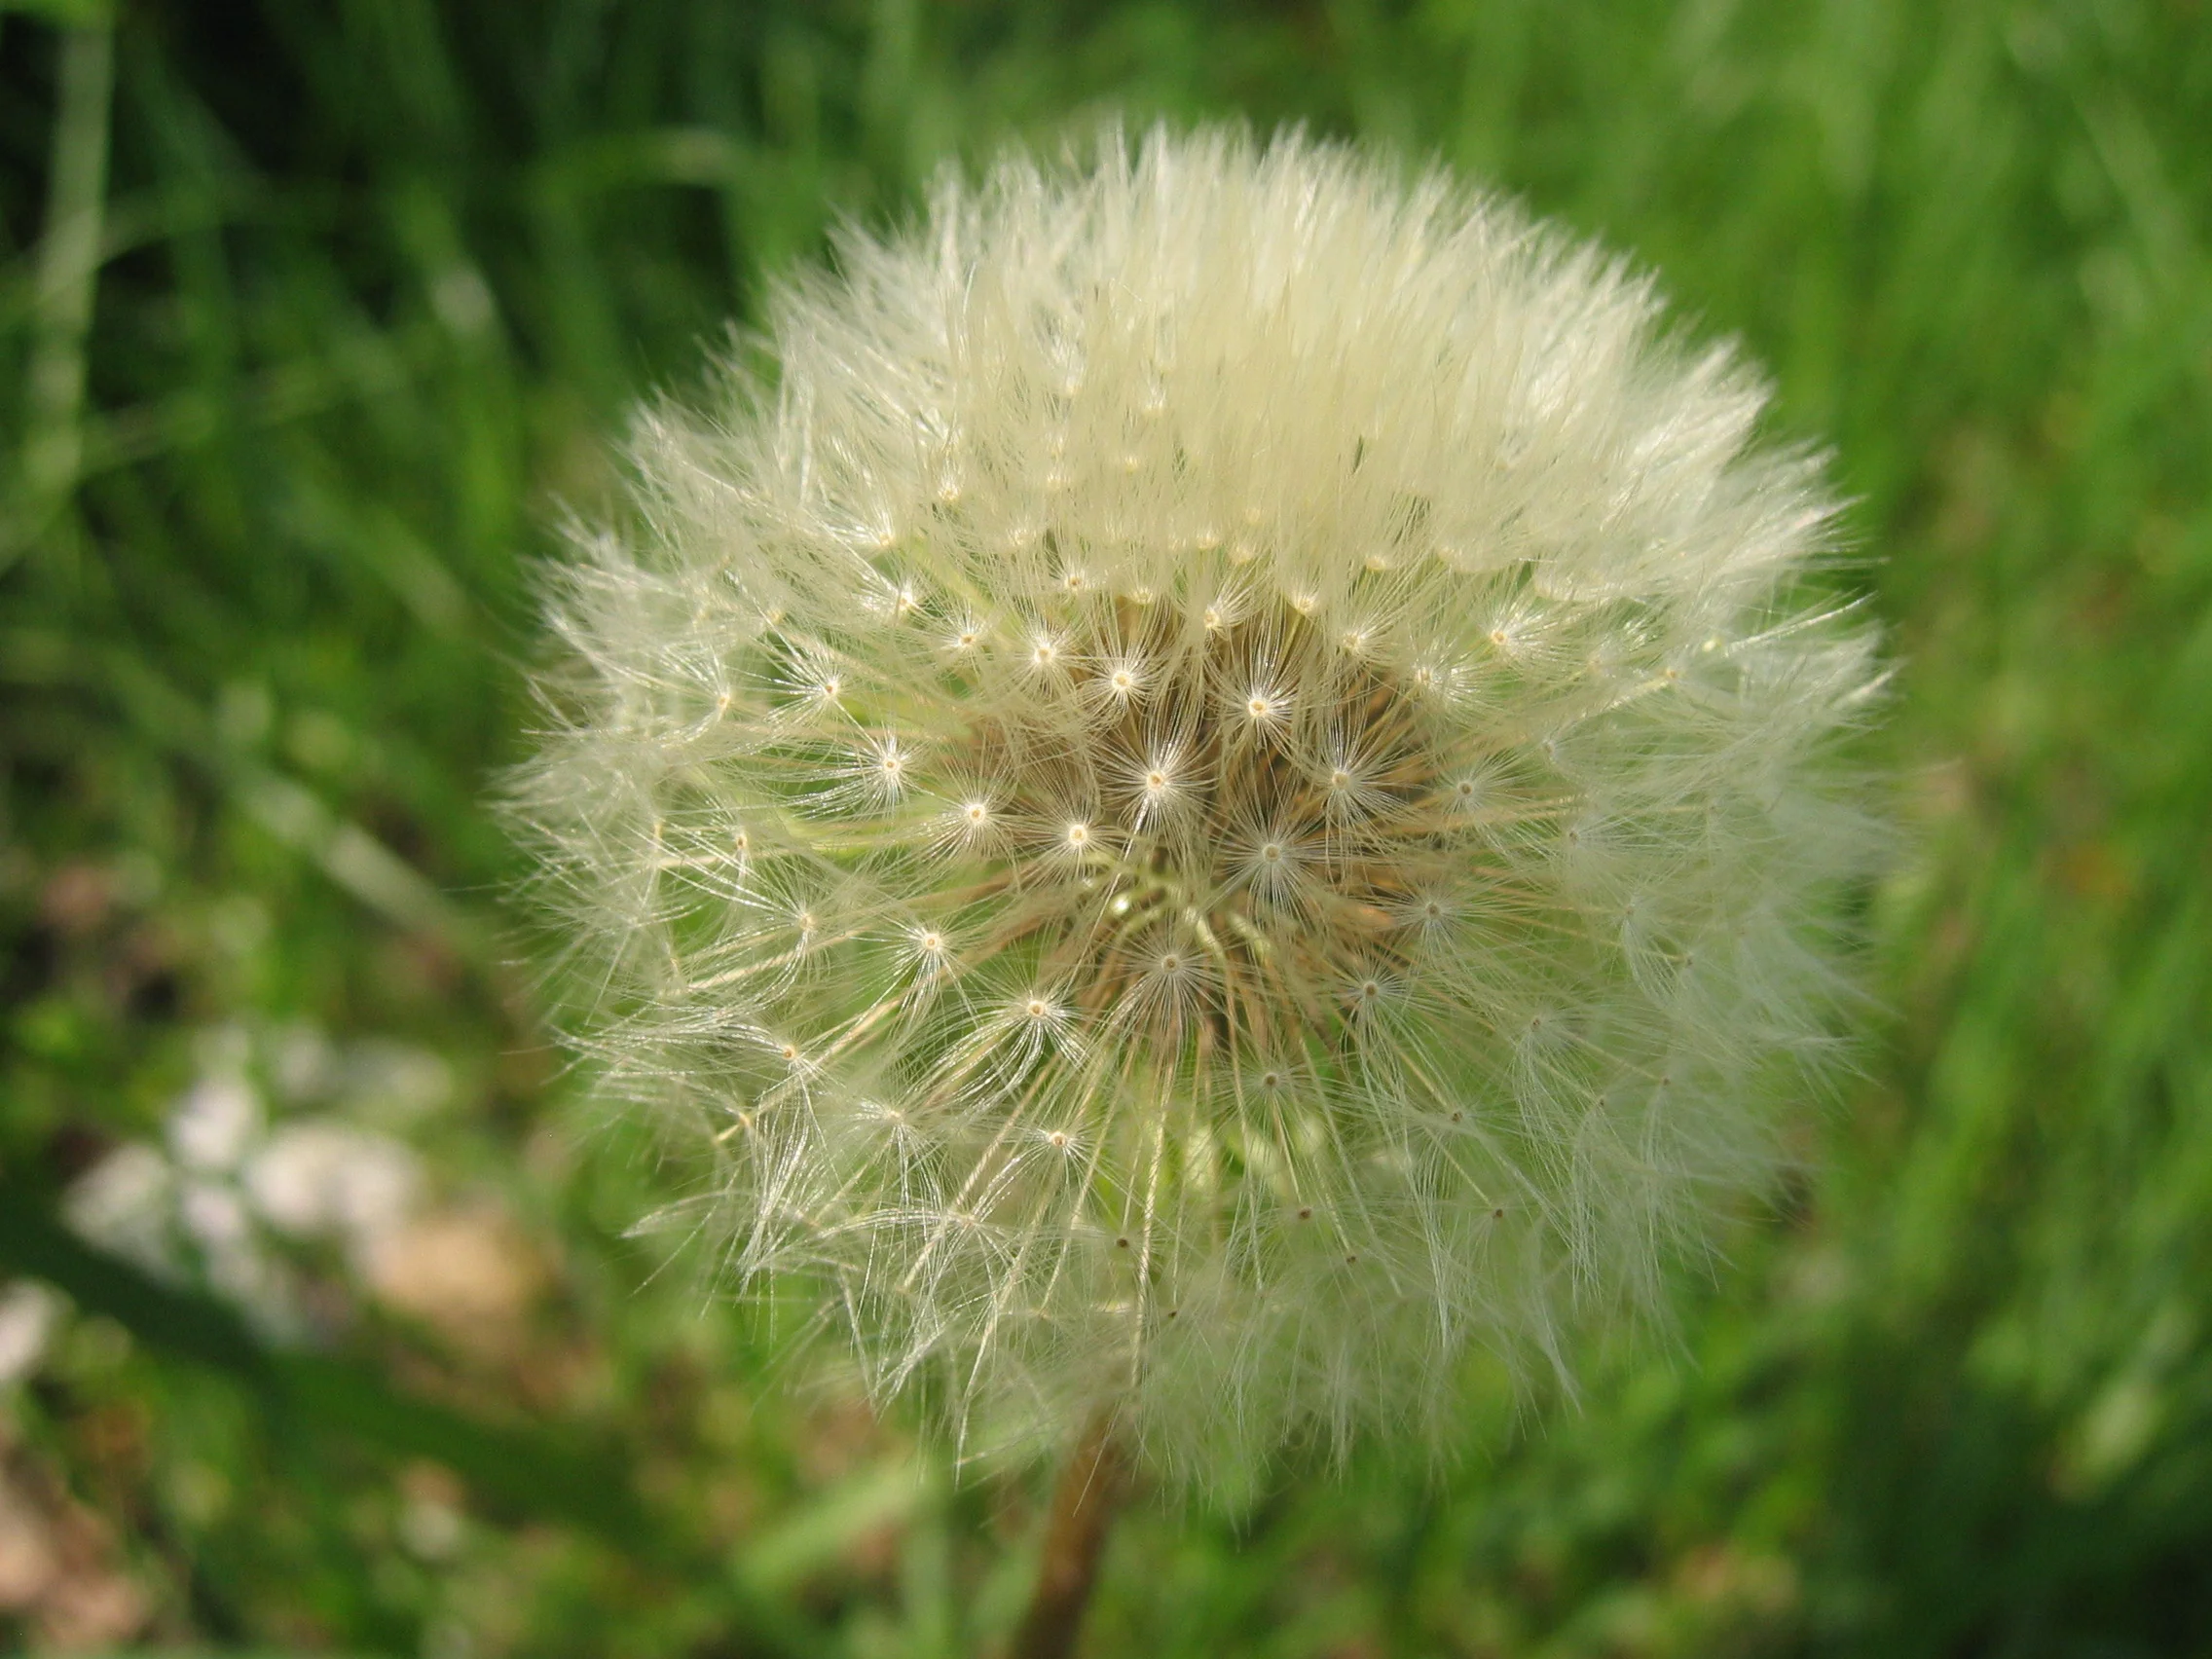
[507,124,1886,1495]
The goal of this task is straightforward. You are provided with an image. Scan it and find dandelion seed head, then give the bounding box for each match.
[510,126,1885,1488]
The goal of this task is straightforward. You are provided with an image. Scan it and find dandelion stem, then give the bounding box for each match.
[1008,1412,1126,1659]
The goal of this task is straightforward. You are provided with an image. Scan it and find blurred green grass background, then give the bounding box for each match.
[1,1,2208,1654]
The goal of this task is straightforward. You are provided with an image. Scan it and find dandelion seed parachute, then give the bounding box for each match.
[510,125,1883,1487]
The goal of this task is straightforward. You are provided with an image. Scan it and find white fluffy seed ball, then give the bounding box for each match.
[511,126,1884,1486]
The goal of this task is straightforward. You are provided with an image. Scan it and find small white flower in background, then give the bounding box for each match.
[64,1026,431,1335]
[246,1124,424,1270]
[166,1074,261,1171]
[511,126,1885,1485]
[0,1283,61,1387]
[65,1143,176,1272]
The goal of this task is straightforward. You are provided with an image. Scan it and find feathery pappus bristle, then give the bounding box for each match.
[507,124,1885,1487]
